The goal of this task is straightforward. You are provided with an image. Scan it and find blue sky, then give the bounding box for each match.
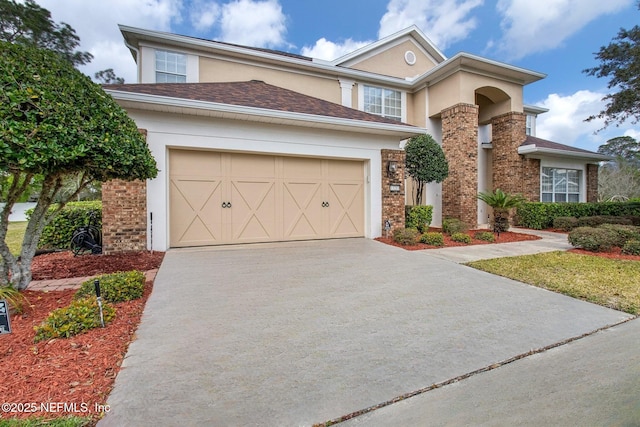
[35,0,640,151]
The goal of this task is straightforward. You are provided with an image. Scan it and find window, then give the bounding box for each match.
[363,85,402,121]
[155,50,186,83]
[525,115,533,136]
[541,167,580,202]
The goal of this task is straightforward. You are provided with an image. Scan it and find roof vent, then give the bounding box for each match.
[404,50,416,65]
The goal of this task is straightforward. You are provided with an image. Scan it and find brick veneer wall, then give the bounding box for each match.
[381,149,406,235]
[587,164,599,202]
[522,158,541,201]
[441,103,479,226]
[102,179,148,254]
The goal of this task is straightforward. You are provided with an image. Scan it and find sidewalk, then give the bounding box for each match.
[27,269,159,291]
[425,227,571,263]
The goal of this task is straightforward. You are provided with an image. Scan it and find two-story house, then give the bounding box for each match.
[102,24,608,253]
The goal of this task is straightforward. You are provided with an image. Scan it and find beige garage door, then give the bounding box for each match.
[169,150,364,247]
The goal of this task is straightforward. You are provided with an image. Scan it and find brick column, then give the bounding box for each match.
[381,149,406,235]
[441,103,478,226]
[102,179,147,254]
[491,112,527,196]
[522,158,541,201]
[587,164,599,202]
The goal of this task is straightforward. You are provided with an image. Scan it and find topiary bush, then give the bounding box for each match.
[405,205,433,233]
[420,232,444,246]
[451,232,472,244]
[568,227,618,252]
[553,216,579,231]
[474,231,495,242]
[598,224,640,248]
[622,239,640,255]
[442,218,469,235]
[34,297,115,342]
[393,228,420,246]
[27,201,102,250]
[75,271,145,303]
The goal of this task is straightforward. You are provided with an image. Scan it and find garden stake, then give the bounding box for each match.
[94,279,105,328]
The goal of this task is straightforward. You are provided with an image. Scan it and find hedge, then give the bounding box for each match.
[405,205,433,233]
[515,202,640,229]
[27,201,102,250]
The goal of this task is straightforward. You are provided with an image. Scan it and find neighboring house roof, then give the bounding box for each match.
[519,136,611,162]
[105,81,423,138]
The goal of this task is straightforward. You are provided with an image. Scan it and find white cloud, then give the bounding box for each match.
[34,0,184,82]
[623,129,640,141]
[494,0,632,60]
[378,0,483,49]
[189,0,221,32]
[534,90,639,151]
[300,38,372,61]
[218,0,287,48]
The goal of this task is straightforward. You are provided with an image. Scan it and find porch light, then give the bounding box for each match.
[387,160,398,174]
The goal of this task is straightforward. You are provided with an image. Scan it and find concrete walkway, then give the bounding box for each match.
[99,232,635,427]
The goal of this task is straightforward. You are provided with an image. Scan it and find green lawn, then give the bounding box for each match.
[0,417,91,427]
[7,221,27,256]
[466,251,640,315]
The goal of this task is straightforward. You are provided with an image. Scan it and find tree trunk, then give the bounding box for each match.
[413,179,424,205]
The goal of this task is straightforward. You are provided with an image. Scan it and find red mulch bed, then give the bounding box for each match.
[569,247,640,261]
[0,251,164,423]
[375,229,541,251]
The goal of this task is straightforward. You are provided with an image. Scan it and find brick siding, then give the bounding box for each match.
[381,149,406,235]
[441,103,479,226]
[102,179,148,254]
[587,164,599,202]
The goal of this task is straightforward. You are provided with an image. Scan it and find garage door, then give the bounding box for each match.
[169,150,364,247]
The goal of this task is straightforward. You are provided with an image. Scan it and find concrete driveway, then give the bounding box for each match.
[100,238,631,426]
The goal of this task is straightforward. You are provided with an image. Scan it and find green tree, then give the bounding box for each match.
[597,136,640,166]
[404,134,449,205]
[0,42,158,290]
[94,68,125,84]
[0,0,92,66]
[584,2,640,128]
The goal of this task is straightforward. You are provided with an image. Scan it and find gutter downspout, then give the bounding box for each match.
[124,41,141,83]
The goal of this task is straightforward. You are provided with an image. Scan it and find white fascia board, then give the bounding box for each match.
[106,89,425,139]
[523,104,549,115]
[119,24,413,89]
[412,52,546,86]
[518,145,612,162]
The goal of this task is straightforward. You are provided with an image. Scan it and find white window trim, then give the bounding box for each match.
[540,165,584,203]
[357,84,407,123]
[140,45,199,83]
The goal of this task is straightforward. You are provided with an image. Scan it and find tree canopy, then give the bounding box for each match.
[404,134,449,205]
[0,41,157,289]
[0,0,92,66]
[584,2,640,128]
[597,136,640,165]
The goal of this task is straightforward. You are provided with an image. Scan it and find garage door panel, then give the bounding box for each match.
[170,178,223,246]
[169,149,365,246]
[328,182,364,237]
[230,180,277,242]
[283,182,323,239]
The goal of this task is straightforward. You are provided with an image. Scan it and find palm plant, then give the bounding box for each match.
[477,189,526,233]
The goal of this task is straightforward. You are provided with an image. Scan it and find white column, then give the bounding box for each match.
[339,79,355,108]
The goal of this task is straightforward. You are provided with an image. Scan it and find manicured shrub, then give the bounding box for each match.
[405,205,433,233]
[553,216,579,231]
[34,297,115,342]
[623,215,640,226]
[598,224,640,247]
[568,227,618,252]
[474,231,495,242]
[451,232,472,244]
[75,271,145,303]
[442,218,469,235]
[27,201,102,250]
[622,239,640,255]
[393,228,420,246]
[516,201,640,229]
[420,232,444,246]
[577,215,633,228]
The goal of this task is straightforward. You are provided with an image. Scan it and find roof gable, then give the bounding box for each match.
[519,136,611,161]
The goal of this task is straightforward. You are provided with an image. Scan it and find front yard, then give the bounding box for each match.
[467,251,640,314]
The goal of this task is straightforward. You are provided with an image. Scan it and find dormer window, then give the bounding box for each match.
[363,85,402,121]
[155,50,187,83]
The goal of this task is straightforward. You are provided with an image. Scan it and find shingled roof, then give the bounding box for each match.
[521,136,599,155]
[104,80,404,126]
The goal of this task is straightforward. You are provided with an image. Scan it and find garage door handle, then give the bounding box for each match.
[322,201,329,207]
[222,202,232,208]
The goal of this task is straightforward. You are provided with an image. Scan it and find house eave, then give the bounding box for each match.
[518,145,611,162]
[106,89,424,139]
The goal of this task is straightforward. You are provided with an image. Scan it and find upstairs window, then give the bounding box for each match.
[525,114,533,136]
[155,50,186,83]
[363,85,402,121]
[541,167,581,202]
